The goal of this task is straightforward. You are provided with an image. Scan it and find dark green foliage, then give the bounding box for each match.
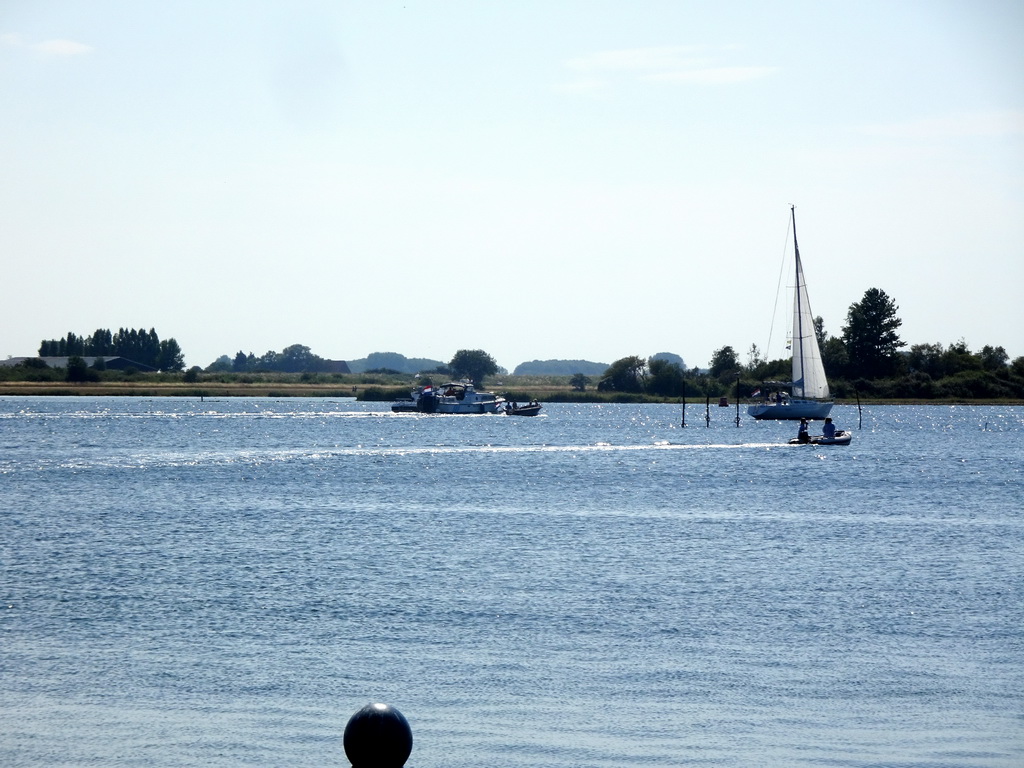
[278,344,319,373]
[0,358,62,382]
[813,316,827,347]
[747,356,790,382]
[709,345,740,379]
[979,345,1009,371]
[646,357,684,397]
[38,327,184,371]
[358,386,414,402]
[65,355,98,382]
[206,356,233,373]
[598,356,647,393]
[157,339,185,372]
[227,345,336,374]
[842,288,905,378]
[569,373,590,391]
[449,349,499,386]
[88,329,113,355]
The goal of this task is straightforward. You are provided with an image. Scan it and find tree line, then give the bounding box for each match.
[38,328,184,372]
[594,287,1024,400]
[205,345,340,374]
[22,290,1024,400]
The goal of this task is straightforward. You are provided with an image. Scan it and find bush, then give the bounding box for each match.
[938,371,1016,399]
[357,386,410,402]
[66,356,99,383]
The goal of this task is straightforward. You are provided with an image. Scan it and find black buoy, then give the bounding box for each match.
[343,702,413,768]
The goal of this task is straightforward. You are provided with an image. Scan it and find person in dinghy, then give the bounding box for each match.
[791,415,853,445]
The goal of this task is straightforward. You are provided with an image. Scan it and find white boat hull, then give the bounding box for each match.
[748,400,833,420]
[392,381,505,414]
[435,399,504,414]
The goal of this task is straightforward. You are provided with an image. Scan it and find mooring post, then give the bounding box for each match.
[705,396,711,427]
[680,381,686,428]
[734,373,741,427]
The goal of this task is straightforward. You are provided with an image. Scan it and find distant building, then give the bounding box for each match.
[323,360,352,373]
[1,356,158,372]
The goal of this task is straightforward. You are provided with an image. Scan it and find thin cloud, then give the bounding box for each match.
[557,45,777,94]
[645,66,779,84]
[566,46,711,74]
[860,110,1024,139]
[1,33,94,56]
[34,39,94,56]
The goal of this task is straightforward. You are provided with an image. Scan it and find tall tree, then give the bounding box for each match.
[745,343,765,372]
[279,344,323,372]
[65,355,91,382]
[813,316,827,347]
[979,345,1009,371]
[908,342,947,378]
[449,349,499,386]
[709,345,740,379]
[646,357,684,396]
[87,328,114,355]
[569,373,591,392]
[598,356,647,393]
[842,288,905,378]
[64,332,85,356]
[157,338,186,372]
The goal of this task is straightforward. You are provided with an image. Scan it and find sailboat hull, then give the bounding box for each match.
[748,400,833,420]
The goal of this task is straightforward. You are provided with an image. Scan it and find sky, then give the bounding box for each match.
[2,1,1022,372]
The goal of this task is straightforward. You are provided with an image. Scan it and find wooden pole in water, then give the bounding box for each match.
[735,373,741,427]
[705,396,711,427]
[680,381,686,428]
[856,390,863,430]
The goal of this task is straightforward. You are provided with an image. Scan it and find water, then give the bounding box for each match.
[1,397,1022,767]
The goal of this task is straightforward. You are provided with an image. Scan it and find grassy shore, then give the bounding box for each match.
[0,378,1020,406]
[0,380,360,398]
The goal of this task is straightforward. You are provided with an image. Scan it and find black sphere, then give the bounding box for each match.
[343,702,413,768]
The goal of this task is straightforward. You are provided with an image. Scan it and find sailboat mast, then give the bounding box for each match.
[791,205,805,393]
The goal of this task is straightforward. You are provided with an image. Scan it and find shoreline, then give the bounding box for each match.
[0,381,1020,406]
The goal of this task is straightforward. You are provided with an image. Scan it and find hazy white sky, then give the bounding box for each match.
[2,1,1022,371]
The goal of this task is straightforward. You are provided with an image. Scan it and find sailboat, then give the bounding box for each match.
[748,206,834,421]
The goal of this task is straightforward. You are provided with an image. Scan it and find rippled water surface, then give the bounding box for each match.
[2,397,1022,767]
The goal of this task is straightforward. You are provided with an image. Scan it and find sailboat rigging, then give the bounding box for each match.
[748,206,834,421]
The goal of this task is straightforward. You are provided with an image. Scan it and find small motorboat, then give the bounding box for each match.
[505,401,542,416]
[789,430,852,446]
